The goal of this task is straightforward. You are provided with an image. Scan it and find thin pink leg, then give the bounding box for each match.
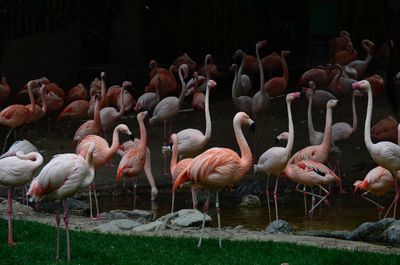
[273,176,280,220]
[55,201,61,260]
[265,176,272,224]
[191,188,198,209]
[215,191,222,248]
[63,200,71,261]
[361,191,385,219]
[7,187,15,245]
[393,179,398,219]
[198,192,210,248]
[309,187,315,219]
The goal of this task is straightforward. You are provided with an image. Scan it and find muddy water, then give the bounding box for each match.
[0,78,396,231]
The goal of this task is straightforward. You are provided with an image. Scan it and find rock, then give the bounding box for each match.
[37,198,89,213]
[131,220,166,232]
[239,195,261,208]
[297,230,350,240]
[94,219,142,234]
[384,220,400,246]
[106,209,152,220]
[170,209,211,227]
[346,218,396,242]
[0,199,33,215]
[235,180,265,201]
[265,220,294,235]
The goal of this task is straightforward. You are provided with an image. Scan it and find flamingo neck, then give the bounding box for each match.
[40,88,47,114]
[93,100,100,126]
[364,85,374,148]
[204,55,211,81]
[178,69,187,108]
[307,93,317,139]
[351,91,357,133]
[281,55,289,85]
[321,106,333,151]
[109,128,122,158]
[233,118,252,172]
[238,54,245,87]
[256,46,265,93]
[203,83,212,142]
[329,68,342,91]
[138,117,147,150]
[170,139,178,175]
[232,67,238,100]
[117,86,125,117]
[286,100,295,155]
[100,78,106,108]
[397,124,400,145]
[27,82,36,113]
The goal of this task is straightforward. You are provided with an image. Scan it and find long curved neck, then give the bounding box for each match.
[204,55,211,81]
[285,100,295,154]
[93,100,100,126]
[138,117,147,149]
[351,92,357,133]
[100,78,107,108]
[233,119,252,171]
[329,68,342,90]
[307,93,317,137]
[203,83,211,141]
[26,153,43,168]
[364,86,374,148]
[321,106,333,151]
[178,69,187,108]
[27,82,36,113]
[232,68,238,101]
[193,77,199,94]
[86,149,95,178]
[40,88,47,113]
[117,86,125,117]
[109,128,122,156]
[281,55,289,85]
[238,54,245,86]
[256,46,265,93]
[170,139,178,174]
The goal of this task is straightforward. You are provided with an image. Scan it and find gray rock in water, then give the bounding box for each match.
[37,198,89,213]
[0,199,33,215]
[384,220,400,246]
[131,220,166,232]
[170,209,211,227]
[104,209,153,220]
[346,218,396,242]
[94,219,142,234]
[265,220,294,235]
[298,230,350,240]
[239,195,261,208]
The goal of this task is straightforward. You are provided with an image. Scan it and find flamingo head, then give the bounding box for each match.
[229,64,238,72]
[301,87,313,98]
[256,40,267,49]
[281,50,291,57]
[352,80,370,92]
[286,92,301,102]
[327,99,339,109]
[122,81,132,88]
[179,64,189,79]
[205,54,213,64]
[116,124,134,140]
[149,59,157,69]
[100,72,105,79]
[232,49,245,59]
[207,80,217,89]
[137,111,148,121]
[275,131,289,146]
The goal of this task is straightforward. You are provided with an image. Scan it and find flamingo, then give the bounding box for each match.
[328,64,357,98]
[297,67,329,88]
[352,80,400,218]
[66,83,87,103]
[264,50,290,97]
[198,54,218,81]
[307,81,337,111]
[165,133,194,212]
[232,50,252,97]
[261,52,282,77]
[231,63,252,117]
[0,77,10,105]
[88,72,107,118]
[26,84,47,124]
[0,79,36,153]
[371,116,398,142]
[366,74,384,96]
[27,142,95,261]
[73,97,101,143]
[134,74,160,113]
[252,40,270,117]
[116,111,148,206]
[329,30,351,57]
[253,92,300,222]
[283,159,340,216]
[75,124,134,219]
[0,139,38,159]
[57,100,90,123]
[0,151,43,244]
[100,81,131,136]
[172,53,197,74]
[173,112,254,248]
[347,39,375,78]
[146,60,177,97]
[332,40,358,66]
[191,72,205,111]
[149,64,189,144]
[117,139,158,201]
[173,80,215,158]
[37,90,64,136]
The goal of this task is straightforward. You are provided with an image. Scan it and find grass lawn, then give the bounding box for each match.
[0,219,399,265]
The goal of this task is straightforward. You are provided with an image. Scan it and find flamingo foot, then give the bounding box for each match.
[8,239,15,245]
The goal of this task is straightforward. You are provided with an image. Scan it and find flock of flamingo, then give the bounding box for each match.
[0,31,399,259]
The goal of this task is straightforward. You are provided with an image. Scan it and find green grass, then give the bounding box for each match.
[0,219,399,265]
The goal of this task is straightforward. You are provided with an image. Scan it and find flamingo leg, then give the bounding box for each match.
[310,186,315,219]
[63,199,71,261]
[385,179,399,219]
[133,178,138,209]
[308,185,330,214]
[361,191,385,219]
[2,127,14,154]
[215,191,222,248]
[171,191,175,213]
[191,188,198,209]
[7,187,15,245]
[89,187,93,219]
[265,175,272,224]
[273,176,280,220]
[143,148,158,201]
[55,200,61,260]
[301,185,307,217]
[197,192,210,248]
[93,184,100,219]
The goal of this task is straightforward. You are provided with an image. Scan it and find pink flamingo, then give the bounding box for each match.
[165,133,194,212]
[173,112,254,248]
[191,72,205,111]
[117,139,158,201]
[146,60,177,97]
[307,81,336,111]
[116,111,148,207]
[57,100,90,122]
[26,84,47,124]
[283,159,340,216]
[353,80,400,218]
[28,142,95,261]
[0,77,11,105]
[172,53,197,75]
[73,97,101,143]
[0,79,36,153]
[366,74,384,96]
[66,83,87,103]
[264,50,290,97]
[232,50,251,97]
[231,63,252,116]
[0,151,43,244]
[297,67,329,88]
[371,116,398,142]
[252,40,270,117]
[100,81,131,136]
[75,124,134,219]
[135,73,160,113]
[149,64,189,144]
[88,72,107,118]
[254,92,300,222]
[347,39,375,78]
[173,80,216,158]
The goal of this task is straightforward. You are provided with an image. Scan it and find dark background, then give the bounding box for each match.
[0,0,393,103]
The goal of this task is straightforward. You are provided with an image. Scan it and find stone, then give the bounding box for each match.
[297,230,350,240]
[170,209,211,227]
[384,220,400,246]
[113,219,142,230]
[265,220,294,235]
[94,219,142,234]
[106,209,152,220]
[94,222,123,234]
[346,218,396,242]
[235,180,265,201]
[0,199,33,215]
[131,220,166,232]
[239,195,261,208]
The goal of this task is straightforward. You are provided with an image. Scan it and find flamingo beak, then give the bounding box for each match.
[275,137,280,146]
